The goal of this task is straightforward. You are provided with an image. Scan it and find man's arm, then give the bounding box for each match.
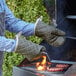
[0,36,16,52]
[4,0,35,36]
[0,0,35,52]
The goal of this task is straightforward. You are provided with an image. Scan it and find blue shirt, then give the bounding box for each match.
[0,0,35,52]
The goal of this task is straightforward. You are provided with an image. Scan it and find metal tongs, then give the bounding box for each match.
[65,36,76,40]
[41,52,51,61]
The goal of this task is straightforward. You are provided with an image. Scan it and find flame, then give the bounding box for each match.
[36,56,47,71]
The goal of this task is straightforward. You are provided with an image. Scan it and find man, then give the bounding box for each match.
[0,0,65,75]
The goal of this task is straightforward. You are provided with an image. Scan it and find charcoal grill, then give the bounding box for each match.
[12,58,64,76]
[13,67,64,76]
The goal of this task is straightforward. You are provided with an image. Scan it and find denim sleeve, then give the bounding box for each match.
[0,36,16,52]
[4,1,35,36]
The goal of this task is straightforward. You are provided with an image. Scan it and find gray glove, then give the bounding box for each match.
[14,32,46,61]
[35,17,65,47]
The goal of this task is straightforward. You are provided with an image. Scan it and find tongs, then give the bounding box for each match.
[65,36,76,40]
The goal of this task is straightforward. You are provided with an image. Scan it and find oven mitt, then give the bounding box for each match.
[35,17,65,47]
[15,37,46,61]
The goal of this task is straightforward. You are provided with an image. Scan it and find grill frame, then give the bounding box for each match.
[12,66,64,76]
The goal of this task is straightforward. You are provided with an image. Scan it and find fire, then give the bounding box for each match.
[36,56,47,71]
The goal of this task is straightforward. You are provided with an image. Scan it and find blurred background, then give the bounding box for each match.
[3,0,50,76]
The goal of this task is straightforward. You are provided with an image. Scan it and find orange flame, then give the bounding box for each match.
[36,56,47,71]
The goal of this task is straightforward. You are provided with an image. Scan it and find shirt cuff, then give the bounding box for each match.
[22,23,35,36]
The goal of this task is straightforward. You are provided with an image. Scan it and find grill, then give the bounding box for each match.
[12,58,64,76]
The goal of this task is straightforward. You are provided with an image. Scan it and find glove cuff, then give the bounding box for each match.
[34,17,42,35]
[34,17,49,37]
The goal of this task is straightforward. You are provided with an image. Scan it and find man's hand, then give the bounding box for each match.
[15,33,46,61]
[35,17,65,47]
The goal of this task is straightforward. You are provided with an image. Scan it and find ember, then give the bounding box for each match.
[36,56,47,71]
[36,55,65,72]
[18,55,68,72]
